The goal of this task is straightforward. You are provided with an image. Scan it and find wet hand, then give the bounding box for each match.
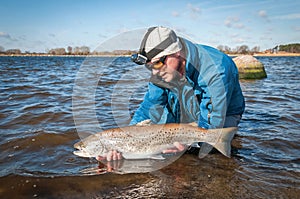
[96,150,123,162]
[96,150,123,173]
[162,142,186,153]
[97,158,124,173]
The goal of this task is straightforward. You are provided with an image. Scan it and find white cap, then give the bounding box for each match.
[140,26,182,60]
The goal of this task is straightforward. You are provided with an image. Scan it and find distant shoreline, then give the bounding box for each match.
[253,53,300,57]
[1,53,300,57]
[229,53,300,57]
[0,54,130,57]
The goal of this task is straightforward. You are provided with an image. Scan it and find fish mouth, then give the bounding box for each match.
[73,141,93,157]
[73,146,94,158]
[73,150,93,157]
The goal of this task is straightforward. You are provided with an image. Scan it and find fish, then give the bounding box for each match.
[73,123,237,160]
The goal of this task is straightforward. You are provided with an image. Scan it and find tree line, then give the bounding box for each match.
[278,44,300,53]
[217,45,261,54]
[0,45,136,56]
[0,43,299,55]
[47,46,91,55]
[217,43,300,54]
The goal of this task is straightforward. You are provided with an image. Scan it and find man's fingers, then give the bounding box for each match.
[96,150,123,162]
[162,142,186,154]
[106,151,113,161]
[117,152,122,160]
[112,150,118,161]
[162,148,179,153]
[174,142,186,151]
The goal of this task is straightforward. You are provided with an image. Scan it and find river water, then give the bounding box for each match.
[0,56,299,198]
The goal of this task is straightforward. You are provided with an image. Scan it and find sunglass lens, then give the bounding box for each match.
[152,61,164,69]
[145,56,166,70]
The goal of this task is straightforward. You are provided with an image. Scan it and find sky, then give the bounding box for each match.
[0,0,299,53]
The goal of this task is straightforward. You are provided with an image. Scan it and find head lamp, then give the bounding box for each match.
[131,53,148,65]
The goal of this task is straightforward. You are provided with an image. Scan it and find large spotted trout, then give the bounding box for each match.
[73,123,237,159]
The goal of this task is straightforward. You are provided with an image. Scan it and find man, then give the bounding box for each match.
[101,26,245,161]
[130,26,244,127]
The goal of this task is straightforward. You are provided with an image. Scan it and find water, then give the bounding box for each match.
[0,56,299,198]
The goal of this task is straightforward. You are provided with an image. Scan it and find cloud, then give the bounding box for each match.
[233,38,246,43]
[49,33,56,37]
[0,32,18,42]
[258,10,267,18]
[230,33,239,38]
[18,35,27,41]
[224,16,244,29]
[259,35,273,41]
[258,10,270,22]
[235,23,245,29]
[0,32,12,39]
[188,3,201,14]
[98,33,107,38]
[229,33,245,44]
[187,3,201,19]
[225,16,239,27]
[292,26,300,32]
[171,11,180,17]
[273,13,300,20]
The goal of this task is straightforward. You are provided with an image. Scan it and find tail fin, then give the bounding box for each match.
[207,127,238,158]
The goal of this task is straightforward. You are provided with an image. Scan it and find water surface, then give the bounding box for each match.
[0,56,299,198]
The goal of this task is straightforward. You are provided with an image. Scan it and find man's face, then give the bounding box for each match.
[151,54,182,83]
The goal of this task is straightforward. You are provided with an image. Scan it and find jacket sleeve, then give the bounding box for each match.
[130,82,170,125]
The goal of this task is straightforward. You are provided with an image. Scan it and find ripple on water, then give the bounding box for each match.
[0,56,300,198]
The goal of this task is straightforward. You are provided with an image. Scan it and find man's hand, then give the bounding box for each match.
[162,142,186,153]
[96,150,122,162]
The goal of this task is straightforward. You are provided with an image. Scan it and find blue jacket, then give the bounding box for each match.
[130,38,245,129]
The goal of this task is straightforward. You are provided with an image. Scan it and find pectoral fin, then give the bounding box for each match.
[150,154,165,160]
[198,143,213,158]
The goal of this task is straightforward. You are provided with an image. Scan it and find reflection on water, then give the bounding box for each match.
[0,56,299,198]
[79,159,172,175]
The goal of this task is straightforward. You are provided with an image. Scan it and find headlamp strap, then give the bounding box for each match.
[139,27,156,60]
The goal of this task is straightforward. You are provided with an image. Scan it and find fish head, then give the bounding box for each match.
[73,135,107,158]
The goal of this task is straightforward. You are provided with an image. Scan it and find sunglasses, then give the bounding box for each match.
[145,56,167,70]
